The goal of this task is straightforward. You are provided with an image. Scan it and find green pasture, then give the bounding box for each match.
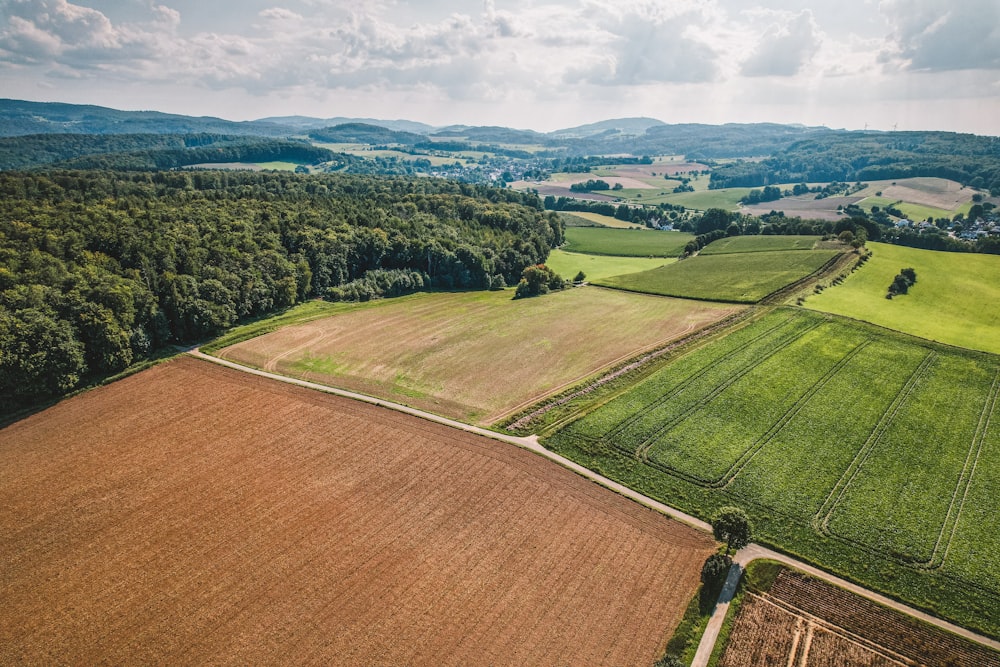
[562,227,694,257]
[806,243,1000,355]
[595,250,839,302]
[700,235,821,254]
[657,188,753,211]
[545,249,669,282]
[537,308,1000,638]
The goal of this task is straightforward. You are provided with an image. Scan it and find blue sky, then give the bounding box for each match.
[1,0,998,133]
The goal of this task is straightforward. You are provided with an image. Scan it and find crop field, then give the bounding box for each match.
[595,250,839,302]
[541,308,1000,636]
[720,569,999,667]
[0,357,715,665]
[857,177,977,213]
[699,235,822,254]
[216,289,740,424]
[807,242,1000,355]
[563,227,694,256]
[545,249,668,282]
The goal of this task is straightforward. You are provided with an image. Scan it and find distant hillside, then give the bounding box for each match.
[308,123,425,145]
[710,130,1000,194]
[548,117,665,139]
[0,99,290,137]
[431,126,547,145]
[260,115,437,134]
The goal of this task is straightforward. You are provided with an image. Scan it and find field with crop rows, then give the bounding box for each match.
[595,250,839,302]
[807,242,1000,355]
[217,289,739,424]
[699,235,822,254]
[0,357,716,666]
[720,569,999,667]
[562,227,694,256]
[545,249,669,282]
[542,308,1000,636]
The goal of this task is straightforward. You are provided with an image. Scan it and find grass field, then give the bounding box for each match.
[658,188,753,211]
[700,235,822,254]
[595,250,840,302]
[806,242,1000,355]
[559,211,644,229]
[563,227,694,256]
[539,308,1000,638]
[545,249,669,282]
[0,357,715,665]
[216,289,740,424]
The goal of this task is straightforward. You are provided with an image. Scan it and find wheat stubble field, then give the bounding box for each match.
[0,356,714,666]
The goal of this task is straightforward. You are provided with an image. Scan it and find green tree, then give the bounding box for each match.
[0,307,86,399]
[712,506,753,555]
[701,553,733,588]
[573,271,586,284]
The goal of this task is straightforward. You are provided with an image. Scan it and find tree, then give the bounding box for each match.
[712,506,753,555]
[701,553,733,588]
[573,271,586,284]
[654,655,685,667]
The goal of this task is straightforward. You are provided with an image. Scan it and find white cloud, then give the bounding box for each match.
[740,10,821,77]
[879,0,1000,71]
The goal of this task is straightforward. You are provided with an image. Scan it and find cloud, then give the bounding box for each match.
[740,10,821,77]
[563,2,720,86]
[880,0,1000,71]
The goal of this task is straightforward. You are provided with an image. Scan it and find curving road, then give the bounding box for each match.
[187,349,1000,659]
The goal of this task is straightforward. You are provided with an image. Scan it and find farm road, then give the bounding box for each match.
[189,349,1000,658]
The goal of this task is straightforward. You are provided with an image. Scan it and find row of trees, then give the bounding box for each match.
[0,170,563,406]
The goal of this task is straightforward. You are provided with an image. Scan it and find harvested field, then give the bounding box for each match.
[720,570,1000,666]
[741,195,862,221]
[0,357,716,666]
[217,289,739,425]
[528,183,616,201]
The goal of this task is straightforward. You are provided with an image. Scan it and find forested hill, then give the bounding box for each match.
[710,131,1000,193]
[0,171,561,407]
[0,133,335,170]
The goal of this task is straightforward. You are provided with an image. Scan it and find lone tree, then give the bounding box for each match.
[712,506,753,555]
[701,553,733,588]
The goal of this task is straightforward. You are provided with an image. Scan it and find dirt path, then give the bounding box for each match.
[189,348,1000,658]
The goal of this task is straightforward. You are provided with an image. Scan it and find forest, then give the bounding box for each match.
[0,170,562,408]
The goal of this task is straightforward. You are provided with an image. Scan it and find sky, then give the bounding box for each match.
[1,0,998,134]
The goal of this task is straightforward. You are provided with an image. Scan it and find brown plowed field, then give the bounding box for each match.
[0,357,715,666]
[719,570,1000,667]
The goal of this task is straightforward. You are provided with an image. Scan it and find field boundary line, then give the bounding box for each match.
[714,338,873,489]
[813,350,936,534]
[929,366,1000,569]
[190,348,1000,656]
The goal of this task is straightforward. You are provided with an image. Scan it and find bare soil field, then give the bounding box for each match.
[217,289,740,425]
[719,570,999,667]
[613,162,708,178]
[741,195,862,221]
[0,357,715,666]
[859,177,974,210]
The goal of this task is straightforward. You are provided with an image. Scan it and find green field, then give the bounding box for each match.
[700,235,821,254]
[562,227,694,257]
[545,250,669,282]
[215,289,739,425]
[650,188,753,210]
[595,250,840,302]
[538,308,1000,638]
[806,243,1000,355]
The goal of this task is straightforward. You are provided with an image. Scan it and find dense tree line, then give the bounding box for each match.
[0,170,561,406]
[710,131,1000,194]
[50,140,335,171]
[542,196,686,226]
